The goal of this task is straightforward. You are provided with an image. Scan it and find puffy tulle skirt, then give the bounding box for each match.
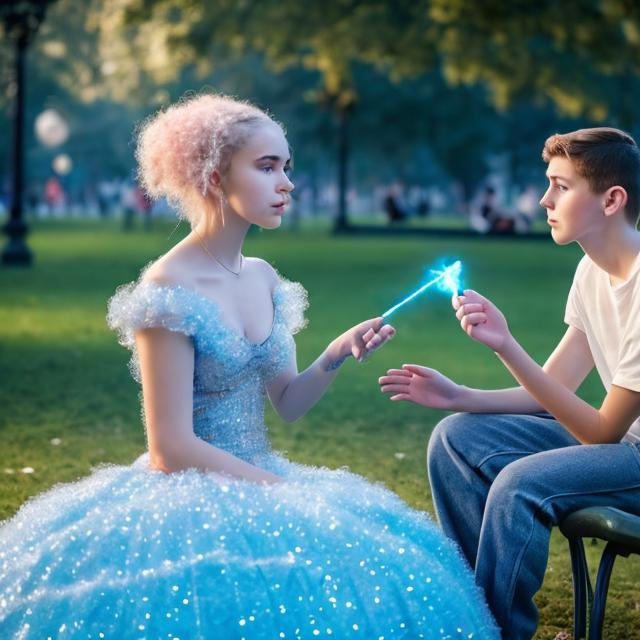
[0,454,499,639]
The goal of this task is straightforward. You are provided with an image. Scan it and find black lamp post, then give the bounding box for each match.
[1,0,54,266]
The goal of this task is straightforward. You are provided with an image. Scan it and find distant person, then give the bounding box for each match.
[26,183,40,215]
[416,192,431,217]
[380,127,640,639]
[44,176,64,215]
[479,185,497,222]
[97,179,121,217]
[480,185,515,234]
[383,181,408,222]
[120,180,138,230]
[515,185,541,232]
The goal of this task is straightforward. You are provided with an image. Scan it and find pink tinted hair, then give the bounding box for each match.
[136,93,279,225]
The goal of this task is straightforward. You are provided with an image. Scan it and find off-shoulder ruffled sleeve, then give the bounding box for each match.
[107,282,201,381]
[274,279,308,335]
[107,281,201,349]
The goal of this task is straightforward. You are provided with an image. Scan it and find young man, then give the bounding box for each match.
[379,127,640,639]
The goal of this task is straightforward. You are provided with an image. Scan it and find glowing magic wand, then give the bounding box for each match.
[381,260,464,319]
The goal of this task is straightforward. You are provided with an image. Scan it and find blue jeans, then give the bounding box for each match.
[427,413,640,640]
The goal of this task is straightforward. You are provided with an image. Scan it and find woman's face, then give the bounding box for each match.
[220,122,294,229]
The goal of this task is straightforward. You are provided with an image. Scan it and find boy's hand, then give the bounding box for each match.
[328,317,396,365]
[379,364,463,409]
[453,290,511,352]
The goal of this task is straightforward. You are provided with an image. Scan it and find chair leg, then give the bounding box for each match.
[588,542,618,640]
[568,537,589,639]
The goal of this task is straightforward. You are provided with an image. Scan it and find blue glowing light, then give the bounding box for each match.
[382,260,463,319]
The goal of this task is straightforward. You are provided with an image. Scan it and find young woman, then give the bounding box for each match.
[0,94,498,639]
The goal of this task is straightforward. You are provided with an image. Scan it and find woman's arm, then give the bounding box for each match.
[267,317,395,422]
[136,327,281,483]
[456,290,640,443]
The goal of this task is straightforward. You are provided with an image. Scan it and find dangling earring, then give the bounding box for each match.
[202,178,223,232]
[217,194,226,228]
[207,170,227,229]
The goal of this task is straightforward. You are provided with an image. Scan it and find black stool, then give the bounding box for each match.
[559,506,640,640]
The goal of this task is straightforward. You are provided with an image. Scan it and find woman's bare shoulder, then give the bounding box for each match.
[142,241,199,289]
[244,257,280,289]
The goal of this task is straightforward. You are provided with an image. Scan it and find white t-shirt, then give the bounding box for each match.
[564,252,640,443]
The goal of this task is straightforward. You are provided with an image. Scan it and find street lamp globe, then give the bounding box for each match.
[52,153,72,175]
[35,108,69,147]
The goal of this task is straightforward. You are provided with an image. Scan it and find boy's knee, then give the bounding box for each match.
[427,413,476,466]
[430,413,476,445]
[486,458,533,511]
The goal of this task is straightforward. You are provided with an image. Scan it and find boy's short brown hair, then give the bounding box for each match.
[542,127,640,226]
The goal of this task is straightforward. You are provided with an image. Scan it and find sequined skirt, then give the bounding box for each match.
[0,454,499,639]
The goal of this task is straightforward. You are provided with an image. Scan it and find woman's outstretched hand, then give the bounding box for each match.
[327,318,396,369]
[379,365,463,409]
[453,289,511,353]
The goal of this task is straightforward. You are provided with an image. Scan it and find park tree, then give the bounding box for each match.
[18,0,640,124]
[5,0,640,225]
[337,63,505,210]
[87,0,640,223]
[424,0,640,124]
[87,0,433,229]
[416,0,640,199]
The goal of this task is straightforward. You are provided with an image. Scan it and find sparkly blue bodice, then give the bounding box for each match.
[107,279,308,464]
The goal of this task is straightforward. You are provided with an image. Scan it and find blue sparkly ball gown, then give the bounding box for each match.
[0,276,499,640]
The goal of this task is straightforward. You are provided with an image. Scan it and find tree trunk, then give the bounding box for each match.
[333,107,350,232]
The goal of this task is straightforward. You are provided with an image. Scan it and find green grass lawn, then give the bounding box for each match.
[1,218,638,639]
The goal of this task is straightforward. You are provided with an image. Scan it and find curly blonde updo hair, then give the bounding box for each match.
[136,93,279,225]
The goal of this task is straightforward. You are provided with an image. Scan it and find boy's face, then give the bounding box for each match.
[539,156,604,246]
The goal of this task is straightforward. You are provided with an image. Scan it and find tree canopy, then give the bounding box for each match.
[84,0,640,121]
[3,0,640,212]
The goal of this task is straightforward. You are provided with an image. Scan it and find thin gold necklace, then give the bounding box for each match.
[192,228,243,277]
